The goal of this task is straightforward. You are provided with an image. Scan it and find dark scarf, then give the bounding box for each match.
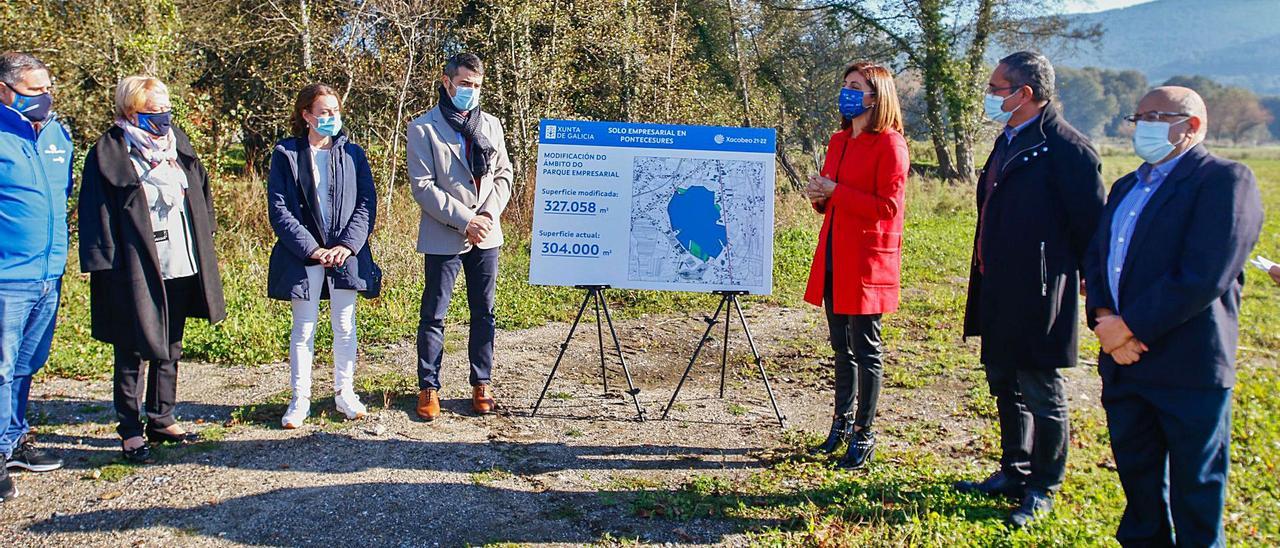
[438,85,494,178]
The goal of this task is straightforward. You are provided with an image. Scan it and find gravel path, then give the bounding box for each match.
[0,303,1101,547]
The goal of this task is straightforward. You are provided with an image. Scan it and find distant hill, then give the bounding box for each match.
[1042,0,1280,95]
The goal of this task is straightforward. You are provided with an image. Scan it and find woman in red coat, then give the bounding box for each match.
[803,62,909,469]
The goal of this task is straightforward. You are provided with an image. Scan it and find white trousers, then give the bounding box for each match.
[290,265,358,399]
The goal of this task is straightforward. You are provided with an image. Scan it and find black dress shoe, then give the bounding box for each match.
[0,466,16,502]
[121,442,152,464]
[1008,488,1054,528]
[955,470,1026,499]
[6,436,64,472]
[813,415,853,454]
[145,427,198,445]
[837,430,876,470]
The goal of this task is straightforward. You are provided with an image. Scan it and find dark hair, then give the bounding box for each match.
[444,53,484,78]
[290,83,340,137]
[999,51,1055,102]
[0,51,49,86]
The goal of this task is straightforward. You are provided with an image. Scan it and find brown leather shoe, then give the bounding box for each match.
[472,385,496,415]
[417,389,441,421]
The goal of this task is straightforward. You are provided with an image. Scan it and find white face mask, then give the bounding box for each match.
[983,89,1023,124]
[1132,120,1185,164]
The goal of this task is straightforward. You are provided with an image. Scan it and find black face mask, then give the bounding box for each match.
[136,111,173,137]
[5,83,53,122]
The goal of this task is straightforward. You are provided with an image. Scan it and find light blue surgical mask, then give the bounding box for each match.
[452,86,480,111]
[313,114,342,137]
[1132,120,1183,164]
[983,92,1018,124]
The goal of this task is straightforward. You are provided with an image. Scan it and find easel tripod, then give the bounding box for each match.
[531,285,645,421]
[661,290,785,427]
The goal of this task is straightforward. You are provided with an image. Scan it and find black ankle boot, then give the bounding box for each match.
[838,430,876,469]
[814,414,853,454]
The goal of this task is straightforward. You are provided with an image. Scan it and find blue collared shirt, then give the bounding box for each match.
[1107,150,1190,309]
[1004,113,1040,143]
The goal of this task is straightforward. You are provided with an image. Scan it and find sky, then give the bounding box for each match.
[1062,0,1155,13]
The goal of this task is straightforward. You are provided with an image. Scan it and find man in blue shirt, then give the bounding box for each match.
[0,52,71,501]
[1084,86,1264,547]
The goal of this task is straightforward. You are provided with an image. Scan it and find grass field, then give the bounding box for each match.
[36,145,1280,546]
[617,148,1280,546]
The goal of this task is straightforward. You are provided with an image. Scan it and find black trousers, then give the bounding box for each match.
[823,278,883,430]
[113,275,195,440]
[416,247,499,390]
[1104,379,1231,548]
[984,362,1069,492]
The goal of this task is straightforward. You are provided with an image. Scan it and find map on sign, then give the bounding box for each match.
[628,157,769,288]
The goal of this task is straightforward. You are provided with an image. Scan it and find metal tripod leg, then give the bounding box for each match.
[732,297,785,428]
[594,290,608,394]
[531,288,595,417]
[718,294,732,398]
[661,294,729,420]
[597,292,645,421]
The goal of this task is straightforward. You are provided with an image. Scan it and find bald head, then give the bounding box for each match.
[1139,86,1208,138]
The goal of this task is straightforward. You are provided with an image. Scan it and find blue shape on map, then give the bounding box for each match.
[667,185,727,262]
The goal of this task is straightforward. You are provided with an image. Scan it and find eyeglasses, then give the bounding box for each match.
[1123,111,1190,124]
[985,85,1019,95]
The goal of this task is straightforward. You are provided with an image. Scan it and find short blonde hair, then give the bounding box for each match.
[114,76,169,120]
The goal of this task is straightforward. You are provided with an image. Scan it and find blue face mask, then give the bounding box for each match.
[313,114,342,137]
[452,85,481,111]
[136,111,173,137]
[838,88,868,119]
[983,92,1018,124]
[1132,120,1183,164]
[6,83,53,122]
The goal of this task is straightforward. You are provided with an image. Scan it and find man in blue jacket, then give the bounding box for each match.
[0,52,71,501]
[1084,86,1264,547]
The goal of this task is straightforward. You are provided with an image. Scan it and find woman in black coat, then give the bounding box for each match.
[78,76,225,462]
[266,83,379,429]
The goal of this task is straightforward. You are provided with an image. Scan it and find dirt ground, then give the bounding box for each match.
[0,302,1101,547]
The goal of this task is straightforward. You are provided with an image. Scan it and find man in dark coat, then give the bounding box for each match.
[1085,86,1263,547]
[955,51,1106,528]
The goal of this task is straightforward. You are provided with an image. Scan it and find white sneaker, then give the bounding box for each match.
[334,390,367,420]
[282,397,310,429]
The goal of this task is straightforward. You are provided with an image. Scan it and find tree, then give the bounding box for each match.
[1164,75,1273,143]
[1,0,189,147]
[733,1,894,184]
[768,0,1101,183]
[1091,68,1147,137]
[1,0,1114,193]
[182,0,325,177]
[1055,67,1111,138]
[1212,86,1273,143]
[1261,96,1280,142]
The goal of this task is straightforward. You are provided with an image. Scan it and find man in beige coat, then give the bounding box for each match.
[407,53,513,420]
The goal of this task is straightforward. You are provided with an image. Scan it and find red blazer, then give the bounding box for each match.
[803,128,910,315]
